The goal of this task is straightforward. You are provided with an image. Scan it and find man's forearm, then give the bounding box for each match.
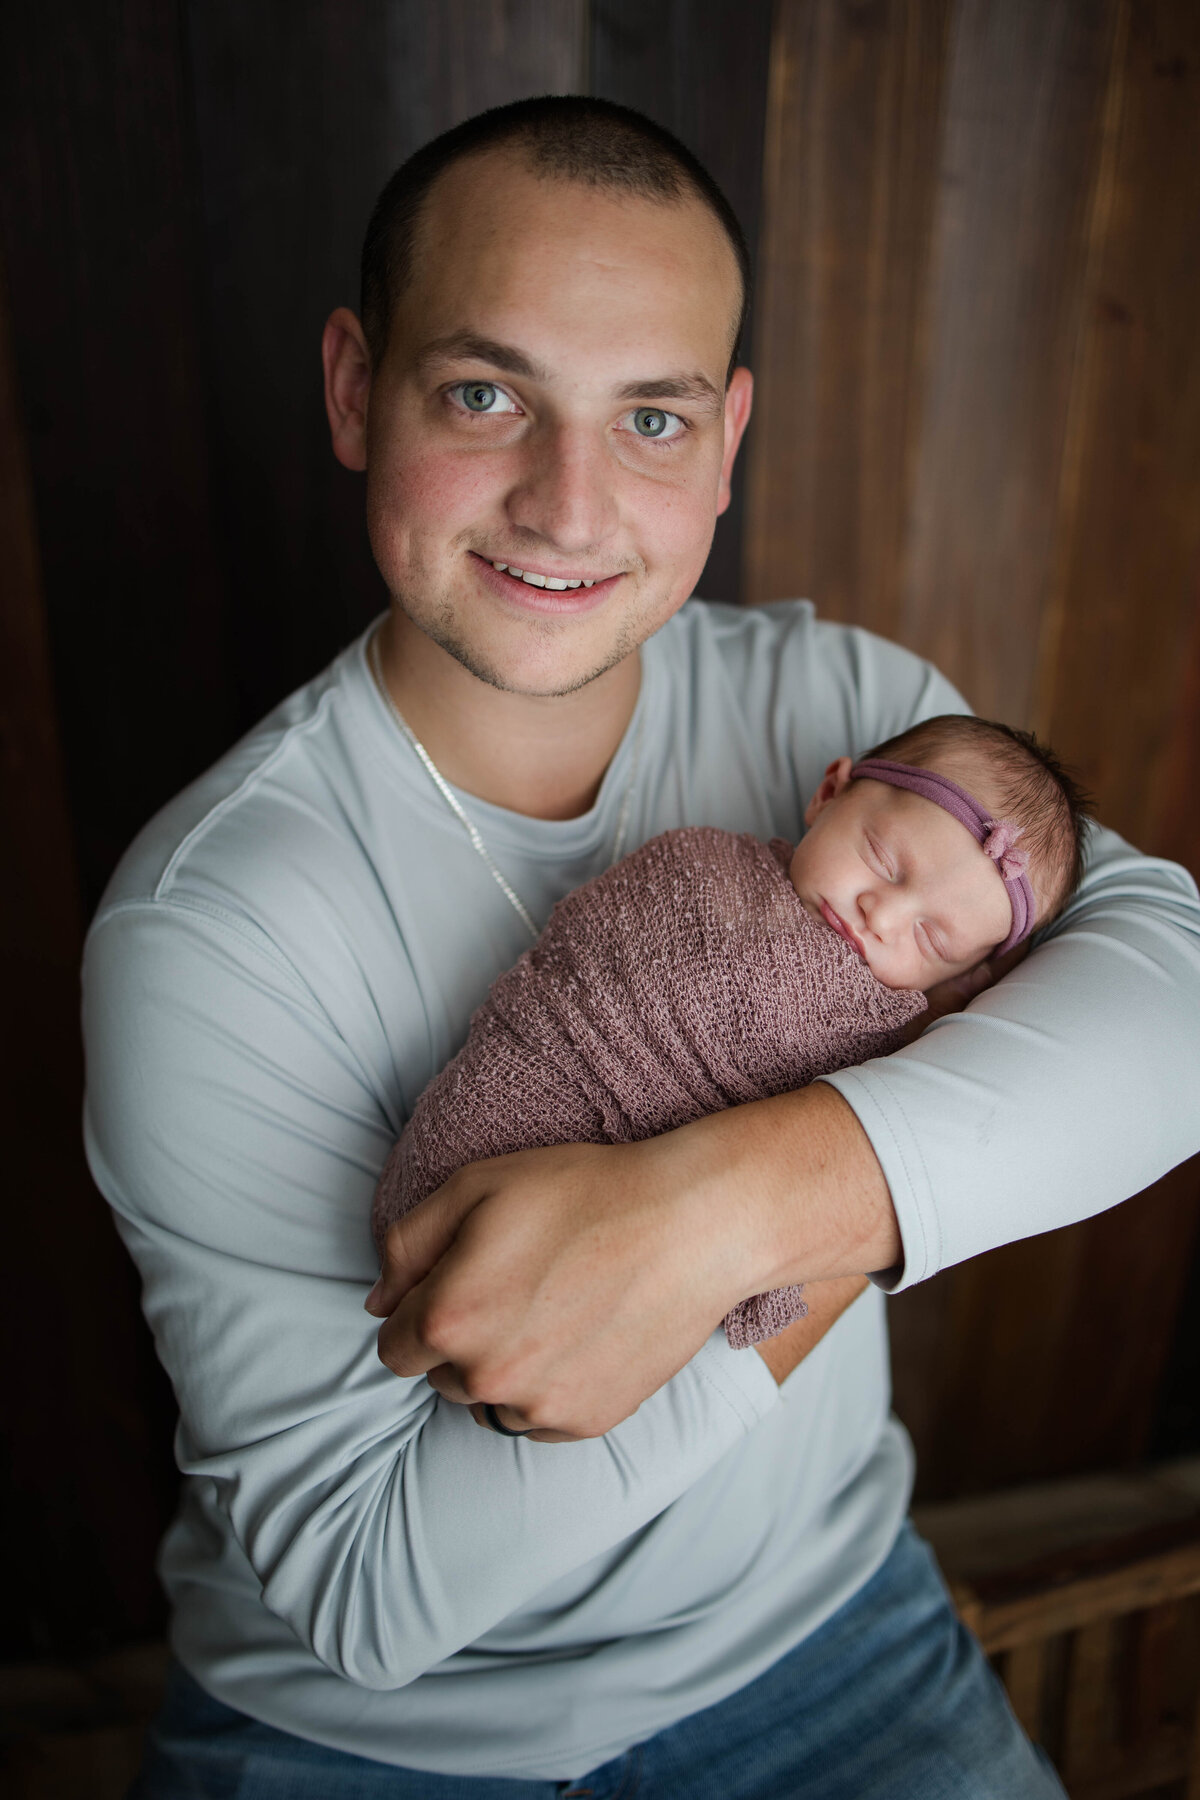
[670,1079,902,1293]
[371,1083,899,1439]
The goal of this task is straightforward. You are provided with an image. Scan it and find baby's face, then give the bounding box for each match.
[788,760,1014,990]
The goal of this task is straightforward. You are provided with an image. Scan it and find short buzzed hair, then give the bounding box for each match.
[863,714,1091,925]
[360,95,751,379]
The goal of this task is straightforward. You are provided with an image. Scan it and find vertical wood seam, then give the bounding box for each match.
[1031,0,1129,743]
[742,0,792,605]
[890,0,956,652]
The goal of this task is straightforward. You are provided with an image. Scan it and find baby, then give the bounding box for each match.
[374,714,1088,1348]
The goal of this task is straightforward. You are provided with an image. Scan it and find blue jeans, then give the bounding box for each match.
[130,1523,1064,1798]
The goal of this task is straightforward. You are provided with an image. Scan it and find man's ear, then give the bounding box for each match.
[322,307,371,472]
[716,365,754,515]
[804,756,854,827]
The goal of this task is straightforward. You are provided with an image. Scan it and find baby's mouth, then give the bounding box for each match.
[820,900,865,959]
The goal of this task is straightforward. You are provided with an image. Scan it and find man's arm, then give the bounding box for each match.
[371,819,1200,1434]
[83,901,781,1690]
[372,1081,891,1434]
[820,822,1200,1290]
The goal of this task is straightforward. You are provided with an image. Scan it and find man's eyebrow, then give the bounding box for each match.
[613,373,724,415]
[414,336,724,416]
[413,333,550,382]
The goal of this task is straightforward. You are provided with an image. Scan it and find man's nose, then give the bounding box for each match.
[505,424,618,554]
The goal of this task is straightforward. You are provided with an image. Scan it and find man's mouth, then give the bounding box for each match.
[820,900,865,959]
[487,559,604,591]
[469,552,625,611]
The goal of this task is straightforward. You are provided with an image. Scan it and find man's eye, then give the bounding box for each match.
[453,382,518,415]
[625,407,685,440]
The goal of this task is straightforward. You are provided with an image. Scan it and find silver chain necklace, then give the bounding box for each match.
[369,625,643,943]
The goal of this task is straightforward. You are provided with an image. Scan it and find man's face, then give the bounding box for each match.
[350,151,750,697]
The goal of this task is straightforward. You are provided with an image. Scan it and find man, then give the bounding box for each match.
[86,98,1200,1797]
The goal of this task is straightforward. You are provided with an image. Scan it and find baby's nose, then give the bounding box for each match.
[861,886,904,936]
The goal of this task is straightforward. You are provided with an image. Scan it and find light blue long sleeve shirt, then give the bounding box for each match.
[82,601,1200,1779]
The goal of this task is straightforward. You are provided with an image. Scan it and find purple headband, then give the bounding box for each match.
[849,758,1036,956]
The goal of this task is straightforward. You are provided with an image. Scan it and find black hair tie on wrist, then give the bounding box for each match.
[483,1402,532,1438]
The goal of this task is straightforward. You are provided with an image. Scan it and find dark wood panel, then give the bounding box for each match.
[1028,0,1200,1493]
[0,1,588,913]
[1035,0,1200,857]
[745,0,1117,732]
[183,0,588,786]
[743,0,955,634]
[0,0,234,913]
[748,0,1200,1498]
[892,1159,1200,1500]
[900,0,1117,723]
[591,0,774,606]
[0,269,176,1658]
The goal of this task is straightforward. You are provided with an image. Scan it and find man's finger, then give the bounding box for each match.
[467,1401,579,1446]
[365,1172,485,1316]
[426,1361,475,1405]
[374,1271,456,1377]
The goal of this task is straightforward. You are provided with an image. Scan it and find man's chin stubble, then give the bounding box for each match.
[418,604,644,700]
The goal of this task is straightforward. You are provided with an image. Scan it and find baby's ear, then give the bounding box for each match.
[804,757,854,827]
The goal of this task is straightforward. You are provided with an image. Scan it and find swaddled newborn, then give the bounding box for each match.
[374,715,1087,1347]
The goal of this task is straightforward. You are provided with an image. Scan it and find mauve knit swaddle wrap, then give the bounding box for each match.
[373,827,926,1348]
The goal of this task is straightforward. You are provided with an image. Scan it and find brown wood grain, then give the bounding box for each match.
[747,0,1200,1499]
[746,0,1120,722]
[892,1158,1200,1499]
[1002,1636,1049,1741]
[1123,1599,1180,1746]
[744,0,955,638]
[1069,1724,1194,1800]
[1034,0,1200,859]
[899,0,1119,724]
[1189,1693,1200,1800]
[954,1514,1200,1648]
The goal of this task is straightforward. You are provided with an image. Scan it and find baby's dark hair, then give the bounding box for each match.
[862,715,1091,927]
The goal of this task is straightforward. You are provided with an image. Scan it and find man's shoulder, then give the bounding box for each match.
[661,596,927,680]
[658,598,958,741]
[662,595,817,660]
[90,635,366,938]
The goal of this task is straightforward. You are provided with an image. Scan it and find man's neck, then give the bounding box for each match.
[374,608,642,821]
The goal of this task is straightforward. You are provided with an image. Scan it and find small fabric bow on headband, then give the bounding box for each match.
[981,819,1029,883]
[848,757,1038,954]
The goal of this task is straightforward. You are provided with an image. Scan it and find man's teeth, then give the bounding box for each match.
[491,562,597,589]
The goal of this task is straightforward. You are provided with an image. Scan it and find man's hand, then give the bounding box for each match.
[367,1136,746,1441]
[366,1083,898,1439]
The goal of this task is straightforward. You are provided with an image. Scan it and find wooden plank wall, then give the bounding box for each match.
[744,0,1200,1497]
[0,0,1196,1654]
